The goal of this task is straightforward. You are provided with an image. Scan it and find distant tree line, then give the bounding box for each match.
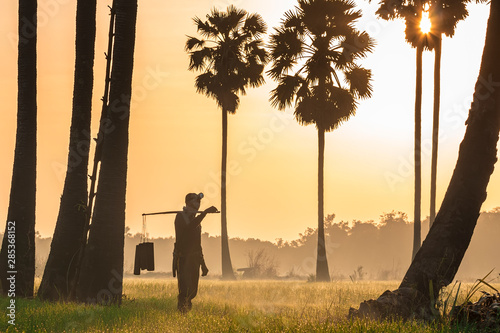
[27,209,500,282]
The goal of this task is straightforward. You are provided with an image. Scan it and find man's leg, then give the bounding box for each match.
[177,258,189,313]
[185,254,201,308]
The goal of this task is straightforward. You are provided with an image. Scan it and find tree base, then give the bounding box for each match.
[348,287,434,321]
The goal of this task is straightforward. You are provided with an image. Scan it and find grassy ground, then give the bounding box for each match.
[0,278,497,332]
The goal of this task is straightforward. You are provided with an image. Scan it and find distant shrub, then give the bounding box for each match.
[241,248,279,279]
[349,266,365,282]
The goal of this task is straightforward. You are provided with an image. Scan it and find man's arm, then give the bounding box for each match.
[191,206,218,227]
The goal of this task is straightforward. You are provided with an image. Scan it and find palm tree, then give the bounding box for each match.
[352,0,500,319]
[429,28,440,228]
[0,0,37,297]
[375,0,484,243]
[268,0,374,282]
[38,0,97,301]
[428,0,486,228]
[76,0,137,305]
[186,6,268,280]
[373,0,438,259]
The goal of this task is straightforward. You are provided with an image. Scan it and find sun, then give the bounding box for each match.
[420,7,432,34]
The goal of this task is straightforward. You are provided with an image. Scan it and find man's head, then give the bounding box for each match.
[185,192,204,210]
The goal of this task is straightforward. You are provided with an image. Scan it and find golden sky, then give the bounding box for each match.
[0,0,496,242]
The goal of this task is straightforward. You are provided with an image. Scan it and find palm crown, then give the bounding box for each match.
[373,0,484,49]
[268,0,374,132]
[186,5,268,114]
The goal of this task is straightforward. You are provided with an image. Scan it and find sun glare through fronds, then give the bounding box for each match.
[420,5,431,34]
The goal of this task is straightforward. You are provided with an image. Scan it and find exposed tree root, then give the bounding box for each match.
[348,287,434,321]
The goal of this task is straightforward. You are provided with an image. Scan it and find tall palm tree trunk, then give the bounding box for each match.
[76,0,137,304]
[69,2,115,301]
[352,0,500,318]
[38,0,96,301]
[316,127,330,282]
[401,0,500,302]
[0,0,37,297]
[221,108,236,280]
[429,35,442,228]
[412,45,423,260]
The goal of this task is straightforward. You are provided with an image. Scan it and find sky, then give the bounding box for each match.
[0,0,495,243]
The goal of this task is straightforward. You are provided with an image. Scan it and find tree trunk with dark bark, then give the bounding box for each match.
[0,0,37,298]
[316,127,330,282]
[412,45,423,260]
[38,0,96,301]
[75,0,137,305]
[430,35,442,228]
[350,0,500,319]
[221,108,236,280]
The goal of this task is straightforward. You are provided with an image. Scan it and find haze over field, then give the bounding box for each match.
[0,0,495,243]
[28,209,500,281]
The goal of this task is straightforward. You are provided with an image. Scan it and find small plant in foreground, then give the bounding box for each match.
[436,269,500,329]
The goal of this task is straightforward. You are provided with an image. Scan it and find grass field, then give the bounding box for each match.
[0,278,497,332]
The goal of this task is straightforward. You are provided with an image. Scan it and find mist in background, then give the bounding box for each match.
[31,208,500,282]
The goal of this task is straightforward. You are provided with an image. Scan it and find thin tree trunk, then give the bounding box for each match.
[412,45,423,260]
[38,0,96,301]
[351,0,500,319]
[76,0,137,305]
[0,0,37,297]
[221,107,236,280]
[316,127,330,282]
[430,35,442,228]
[69,2,116,301]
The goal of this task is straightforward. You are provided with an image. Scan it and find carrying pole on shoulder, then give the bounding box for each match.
[142,211,220,216]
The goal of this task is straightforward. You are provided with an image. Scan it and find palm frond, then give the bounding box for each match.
[434,0,468,37]
[269,27,304,60]
[305,54,334,84]
[188,48,214,71]
[267,58,297,81]
[242,58,266,88]
[341,30,376,61]
[211,5,247,37]
[323,86,356,131]
[243,13,267,37]
[294,96,317,126]
[245,40,269,64]
[344,66,373,99]
[185,36,205,51]
[283,9,304,34]
[218,91,240,114]
[267,27,304,79]
[194,17,218,39]
[375,0,406,20]
[195,71,218,97]
[300,0,329,36]
[270,75,304,110]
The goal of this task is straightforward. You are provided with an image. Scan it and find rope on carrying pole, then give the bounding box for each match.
[141,214,148,243]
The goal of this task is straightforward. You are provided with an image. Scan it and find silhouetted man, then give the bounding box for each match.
[173,192,217,313]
